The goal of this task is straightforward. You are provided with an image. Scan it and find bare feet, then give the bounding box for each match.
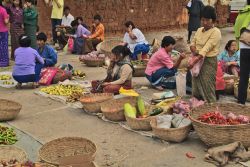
[32,82,40,89]
[154,86,164,91]
[15,83,22,89]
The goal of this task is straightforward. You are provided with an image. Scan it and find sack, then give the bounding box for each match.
[188,55,204,77]
[39,67,58,86]
[239,25,250,46]
[52,69,72,84]
[68,37,74,52]
[176,71,187,97]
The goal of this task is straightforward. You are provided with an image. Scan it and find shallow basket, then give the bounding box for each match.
[133,65,146,77]
[0,146,27,162]
[189,103,250,147]
[150,118,192,142]
[101,96,137,122]
[98,38,122,57]
[39,137,97,166]
[84,59,104,67]
[0,99,22,121]
[80,93,114,113]
[234,85,250,102]
[125,106,160,131]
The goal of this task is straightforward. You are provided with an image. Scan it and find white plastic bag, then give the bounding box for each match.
[156,115,173,129]
[176,71,187,97]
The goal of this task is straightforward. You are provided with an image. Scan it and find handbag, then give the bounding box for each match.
[239,25,250,46]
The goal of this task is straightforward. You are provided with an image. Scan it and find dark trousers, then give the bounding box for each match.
[238,49,250,104]
[13,74,35,83]
[51,19,62,42]
[84,38,102,54]
[188,31,192,42]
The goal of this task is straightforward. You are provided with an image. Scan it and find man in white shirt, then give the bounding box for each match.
[56,6,74,50]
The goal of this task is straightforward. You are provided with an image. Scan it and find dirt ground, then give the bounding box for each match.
[0,27,247,167]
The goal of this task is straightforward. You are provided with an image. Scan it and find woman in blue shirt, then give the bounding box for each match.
[218,40,240,77]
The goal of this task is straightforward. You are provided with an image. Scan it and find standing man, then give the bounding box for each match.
[50,0,64,45]
[186,0,204,44]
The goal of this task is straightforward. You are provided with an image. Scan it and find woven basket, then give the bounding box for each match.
[84,59,104,67]
[234,85,250,102]
[125,106,160,131]
[0,146,27,162]
[101,96,137,122]
[189,103,250,147]
[39,137,97,165]
[80,93,114,113]
[150,118,192,142]
[98,38,122,57]
[224,76,237,95]
[0,99,22,121]
[133,65,146,77]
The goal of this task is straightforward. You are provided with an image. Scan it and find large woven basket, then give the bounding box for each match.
[84,59,104,67]
[133,65,146,77]
[101,96,137,122]
[189,103,250,147]
[98,38,122,57]
[80,93,114,113]
[0,146,27,162]
[125,106,161,131]
[150,118,191,142]
[39,137,97,165]
[0,99,22,121]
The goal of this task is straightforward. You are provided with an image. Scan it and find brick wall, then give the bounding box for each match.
[37,0,229,35]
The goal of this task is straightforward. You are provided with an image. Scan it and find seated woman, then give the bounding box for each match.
[70,19,91,55]
[145,36,185,90]
[123,21,149,60]
[36,32,58,81]
[12,35,44,89]
[92,45,133,94]
[84,14,105,54]
[218,40,240,77]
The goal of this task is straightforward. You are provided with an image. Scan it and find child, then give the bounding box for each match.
[12,35,44,89]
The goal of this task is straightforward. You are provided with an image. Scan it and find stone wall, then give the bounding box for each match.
[37,0,229,35]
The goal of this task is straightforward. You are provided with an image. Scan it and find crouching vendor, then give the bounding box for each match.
[145,36,186,90]
[91,45,134,94]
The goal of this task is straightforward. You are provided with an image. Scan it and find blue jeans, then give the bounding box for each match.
[146,67,177,86]
[35,63,44,82]
[13,74,35,83]
[73,37,84,55]
[131,43,150,60]
[51,19,62,42]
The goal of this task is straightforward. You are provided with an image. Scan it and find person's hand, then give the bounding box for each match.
[102,82,110,86]
[187,63,194,70]
[231,61,238,66]
[23,3,27,8]
[127,25,133,33]
[179,53,186,60]
[190,46,197,54]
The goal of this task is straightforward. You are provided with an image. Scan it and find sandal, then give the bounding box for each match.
[15,83,22,89]
[154,86,164,91]
[32,82,40,89]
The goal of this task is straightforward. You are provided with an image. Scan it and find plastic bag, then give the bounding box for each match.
[176,71,187,96]
[52,69,72,84]
[156,115,173,129]
[188,56,204,77]
[68,37,74,52]
[39,67,58,85]
[172,114,191,128]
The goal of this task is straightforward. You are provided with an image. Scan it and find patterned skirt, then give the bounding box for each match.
[0,31,9,67]
[10,24,24,59]
[192,56,217,103]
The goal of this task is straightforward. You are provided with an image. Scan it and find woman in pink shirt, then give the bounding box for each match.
[0,1,9,67]
[145,36,185,90]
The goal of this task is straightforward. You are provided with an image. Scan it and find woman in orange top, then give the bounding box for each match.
[84,14,104,54]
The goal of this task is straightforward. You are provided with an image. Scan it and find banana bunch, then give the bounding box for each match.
[40,85,84,96]
[119,87,139,97]
[72,70,86,79]
[2,81,14,85]
[156,97,180,107]
[66,91,83,103]
[0,75,11,80]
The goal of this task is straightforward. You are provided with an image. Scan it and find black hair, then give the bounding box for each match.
[93,14,102,21]
[36,32,47,42]
[71,20,78,27]
[19,34,31,47]
[0,0,2,6]
[111,45,131,59]
[124,21,136,29]
[161,36,176,48]
[25,0,34,5]
[12,0,23,8]
[225,40,236,51]
[64,6,70,11]
[201,6,217,22]
[76,16,83,22]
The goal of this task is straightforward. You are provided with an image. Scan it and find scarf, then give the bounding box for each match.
[234,5,250,39]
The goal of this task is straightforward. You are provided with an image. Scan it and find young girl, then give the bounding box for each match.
[218,40,240,77]
[12,35,44,89]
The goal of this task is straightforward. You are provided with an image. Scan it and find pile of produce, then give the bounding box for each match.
[0,75,11,80]
[155,97,180,110]
[173,98,204,117]
[124,97,163,119]
[40,84,85,97]
[119,87,139,97]
[2,81,14,85]
[131,60,146,66]
[198,109,250,125]
[72,69,86,79]
[0,160,40,167]
[79,51,105,62]
[0,125,18,145]
[66,91,84,103]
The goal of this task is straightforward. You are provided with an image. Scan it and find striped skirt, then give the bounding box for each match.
[0,31,9,67]
[192,56,217,103]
